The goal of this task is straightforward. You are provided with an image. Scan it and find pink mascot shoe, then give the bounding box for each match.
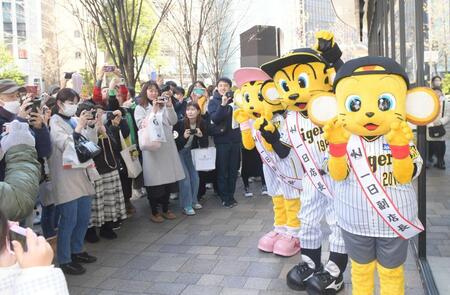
[258,231,283,253]
[273,234,301,257]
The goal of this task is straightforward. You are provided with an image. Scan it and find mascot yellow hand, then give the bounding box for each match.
[233,108,250,124]
[323,118,350,181]
[385,121,414,184]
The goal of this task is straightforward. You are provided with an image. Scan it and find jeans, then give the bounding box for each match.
[216,142,241,205]
[41,204,59,238]
[56,196,92,264]
[178,148,199,209]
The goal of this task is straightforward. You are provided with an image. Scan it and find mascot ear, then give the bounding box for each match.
[260,80,281,105]
[406,87,440,126]
[308,92,338,127]
[233,89,244,108]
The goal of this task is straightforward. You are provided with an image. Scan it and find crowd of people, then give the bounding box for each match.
[0,67,267,280]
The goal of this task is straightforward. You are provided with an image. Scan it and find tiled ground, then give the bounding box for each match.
[67,180,425,295]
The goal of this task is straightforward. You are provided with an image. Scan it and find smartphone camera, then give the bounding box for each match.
[64,72,74,80]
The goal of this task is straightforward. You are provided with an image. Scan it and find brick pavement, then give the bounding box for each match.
[67,181,425,295]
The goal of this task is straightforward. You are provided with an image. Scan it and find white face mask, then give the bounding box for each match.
[2,101,20,114]
[61,103,78,117]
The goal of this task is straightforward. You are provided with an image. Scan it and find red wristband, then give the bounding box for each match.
[329,143,347,157]
[390,145,410,159]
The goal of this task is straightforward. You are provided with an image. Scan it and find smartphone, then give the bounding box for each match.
[103,65,115,72]
[64,72,74,80]
[193,88,205,96]
[189,128,197,135]
[31,99,42,113]
[225,91,234,99]
[25,85,38,96]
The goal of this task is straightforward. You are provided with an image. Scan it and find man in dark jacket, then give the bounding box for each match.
[207,77,241,208]
[0,80,51,181]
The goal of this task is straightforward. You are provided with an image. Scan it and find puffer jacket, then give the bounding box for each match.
[0,144,40,221]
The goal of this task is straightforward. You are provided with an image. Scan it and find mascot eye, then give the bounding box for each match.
[244,93,250,103]
[279,80,289,92]
[298,73,309,88]
[258,92,264,101]
[345,95,362,112]
[378,93,396,111]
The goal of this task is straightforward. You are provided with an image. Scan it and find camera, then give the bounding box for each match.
[225,91,234,99]
[64,72,74,80]
[25,98,42,113]
[189,128,197,135]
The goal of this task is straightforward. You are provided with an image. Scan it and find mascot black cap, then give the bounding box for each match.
[333,56,410,90]
[261,48,329,78]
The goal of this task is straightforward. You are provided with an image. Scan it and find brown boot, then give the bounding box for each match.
[162,210,176,220]
[126,202,136,216]
[150,213,164,223]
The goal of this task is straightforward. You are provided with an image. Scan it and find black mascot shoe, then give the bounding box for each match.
[305,270,344,295]
[286,262,321,291]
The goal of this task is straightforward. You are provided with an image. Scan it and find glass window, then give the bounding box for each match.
[394,0,401,64]
[404,0,416,84]
[16,0,26,38]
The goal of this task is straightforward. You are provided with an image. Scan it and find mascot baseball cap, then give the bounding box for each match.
[261,48,329,78]
[333,56,410,90]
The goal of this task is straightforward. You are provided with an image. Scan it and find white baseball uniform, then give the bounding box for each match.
[292,113,346,254]
[335,135,422,238]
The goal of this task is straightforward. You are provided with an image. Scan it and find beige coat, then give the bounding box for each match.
[48,114,97,205]
[134,104,185,187]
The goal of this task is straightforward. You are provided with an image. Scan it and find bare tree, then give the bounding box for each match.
[78,0,172,88]
[66,2,99,81]
[200,0,242,84]
[164,0,216,83]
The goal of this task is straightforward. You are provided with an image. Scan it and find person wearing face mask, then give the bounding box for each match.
[48,88,98,275]
[0,80,51,182]
[431,75,443,89]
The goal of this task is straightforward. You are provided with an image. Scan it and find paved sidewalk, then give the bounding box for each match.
[67,181,425,295]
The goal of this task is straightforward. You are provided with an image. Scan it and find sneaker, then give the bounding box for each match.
[169,193,179,200]
[183,207,196,216]
[223,202,232,208]
[230,199,238,207]
[112,220,121,230]
[261,185,268,196]
[99,227,118,240]
[84,227,99,243]
[71,252,97,264]
[305,270,344,295]
[193,203,203,210]
[162,210,176,220]
[60,262,86,275]
[205,183,213,189]
[286,262,321,291]
[150,213,164,223]
[273,234,300,257]
[244,187,253,197]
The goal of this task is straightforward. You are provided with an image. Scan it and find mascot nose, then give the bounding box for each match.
[249,106,254,110]
[366,112,375,118]
[289,93,299,100]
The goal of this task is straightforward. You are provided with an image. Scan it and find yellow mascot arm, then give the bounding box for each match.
[233,109,255,150]
[241,127,256,150]
[323,119,350,181]
[385,121,415,184]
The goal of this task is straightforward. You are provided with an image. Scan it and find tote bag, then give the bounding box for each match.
[191,147,216,171]
[138,112,166,151]
[120,131,143,178]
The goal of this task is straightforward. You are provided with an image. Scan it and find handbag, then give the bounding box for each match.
[428,125,446,138]
[120,131,143,178]
[74,134,101,163]
[191,147,216,171]
[138,113,165,151]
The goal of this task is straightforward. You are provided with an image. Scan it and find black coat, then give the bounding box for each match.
[174,119,208,151]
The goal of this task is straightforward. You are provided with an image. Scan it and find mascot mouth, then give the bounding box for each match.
[364,123,379,131]
[295,102,307,109]
[253,112,261,118]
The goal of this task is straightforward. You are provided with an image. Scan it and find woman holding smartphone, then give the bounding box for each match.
[134,81,184,223]
[173,102,208,215]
